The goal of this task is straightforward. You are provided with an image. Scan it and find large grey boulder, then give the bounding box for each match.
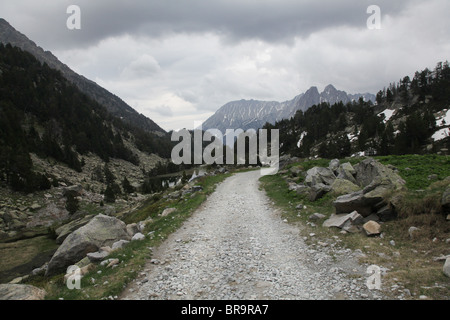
[305,167,336,187]
[0,284,46,300]
[45,214,130,277]
[55,215,95,244]
[354,158,406,189]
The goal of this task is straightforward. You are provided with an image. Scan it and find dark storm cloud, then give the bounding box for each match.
[2,0,414,49]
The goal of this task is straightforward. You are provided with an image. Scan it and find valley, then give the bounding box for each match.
[0,16,449,302]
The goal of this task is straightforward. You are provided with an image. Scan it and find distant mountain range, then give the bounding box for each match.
[0,18,165,135]
[202,85,375,133]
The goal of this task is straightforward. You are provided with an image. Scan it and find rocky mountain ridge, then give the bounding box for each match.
[202,84,375,133]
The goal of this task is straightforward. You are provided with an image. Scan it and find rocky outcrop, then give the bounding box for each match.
[45,214,130,277]
[0,284,46,300]
[305,167,336,187]
[354,158,406,189]
[333,158,405,220]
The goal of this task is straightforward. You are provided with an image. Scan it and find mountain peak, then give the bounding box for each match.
[324,84,337,93]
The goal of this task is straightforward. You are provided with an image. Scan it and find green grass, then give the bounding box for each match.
[376,154,450,190]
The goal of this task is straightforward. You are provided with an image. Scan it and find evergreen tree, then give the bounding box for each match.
[104,184,116,203]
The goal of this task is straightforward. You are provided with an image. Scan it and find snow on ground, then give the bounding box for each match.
[378,109,396,123]
[436,109,450,127]
[432,127,450,142]
[297,131,308,148]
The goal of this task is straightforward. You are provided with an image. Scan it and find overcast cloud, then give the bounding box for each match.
[1,0,449,131]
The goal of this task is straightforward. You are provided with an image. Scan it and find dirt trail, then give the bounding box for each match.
[121,170,381,300]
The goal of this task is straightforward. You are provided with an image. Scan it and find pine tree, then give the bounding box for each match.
[104,184,116,203]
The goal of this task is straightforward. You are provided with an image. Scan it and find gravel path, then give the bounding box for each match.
[120,170,384,300]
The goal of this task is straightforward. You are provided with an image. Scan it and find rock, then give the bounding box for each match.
[31,263,48,276]
[30,203,41,211]
[0,284,46,300]
[330,178,361,196]
[333,176,398,219]
[329,159,340,173]
[87,249,111,263]
[309,213,326,221]
[323,211,363,229]
[63,184,84,196]
[107,258,120,268]
[45,214,131,277]
[132,233,145,241]
[160,208,177,217]
[337,162,357,184]
[363,213,380,223]
[363,221,381,236]
[126,223,140,237]
[376,204,395,221]
[333,191,373,216]
[308,183,331,201]
[55,215,94,244]
[191,186,203,193]
[111,240,130,251]
[305,167,336,187]
[295,185,311,196]
[354,158,406,189]
[408,226,420,239]
[138,218,153,232]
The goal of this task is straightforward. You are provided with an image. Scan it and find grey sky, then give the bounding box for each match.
[1,0,449,131]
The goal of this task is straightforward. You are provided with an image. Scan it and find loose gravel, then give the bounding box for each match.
[120,170,385,300]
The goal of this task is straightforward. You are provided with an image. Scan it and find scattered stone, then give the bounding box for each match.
[126,223,140,237]
[107,259,120,268]
[309,213,326,221]
[132,233,145,241]
[363,221,381,236]
[87,249,111,263]
[408,227,420,239]
[160,208,177,217]
[112,240,130,251]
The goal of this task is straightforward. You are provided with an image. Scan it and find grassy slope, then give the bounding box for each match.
[260,155,450,300]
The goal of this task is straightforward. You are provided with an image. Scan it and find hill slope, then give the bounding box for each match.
[0,18,165,135]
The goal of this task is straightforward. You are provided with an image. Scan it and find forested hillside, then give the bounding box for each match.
[0,44,173,193]
[265,61,450,159]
